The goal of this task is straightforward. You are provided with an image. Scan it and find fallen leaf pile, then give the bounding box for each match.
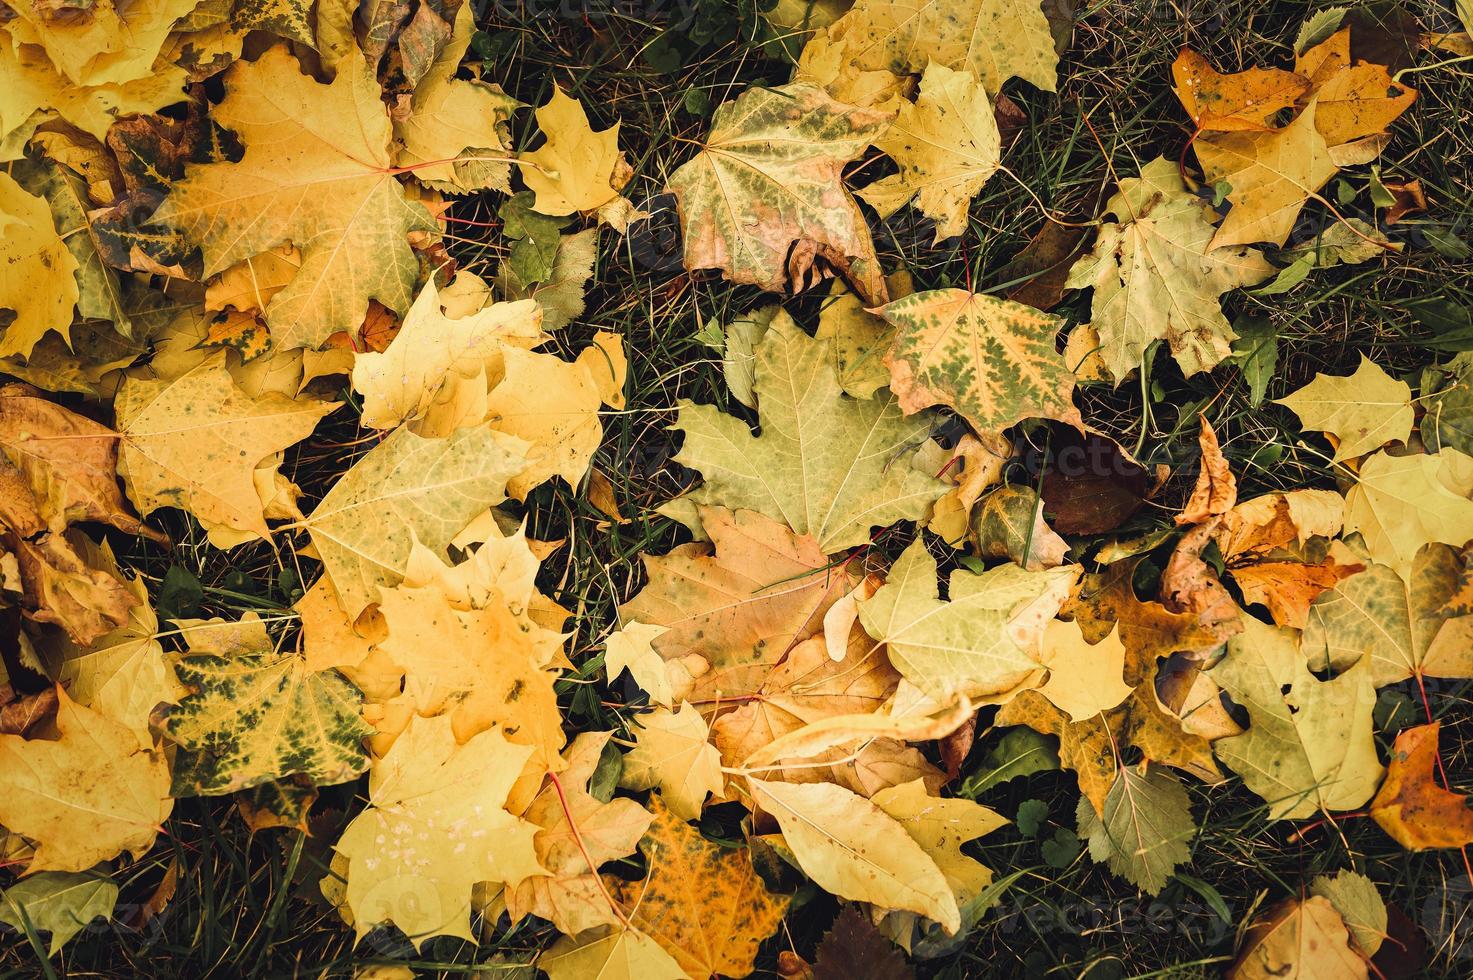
[0,1,1469,977]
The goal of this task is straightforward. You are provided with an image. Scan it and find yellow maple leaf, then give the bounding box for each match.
[861,63,1001,241]
[1274,355,1414,462]
[1342,449,1473,576]
[608,796,790,978]
[1034,621,1134,722]
[486,347,607,500]
[0,687,172,873]
[0,40,187,161]
[539,924,688,980]
[824,0,1059,93]
[1194,102,1338,249]
[153,46,439,349]
[0,171,78,358]
[332,714,543,946]
[393,3,522,195]
[3,0,194,87]
[351,277,545,433]
[519,85,628,216]
[749,777,960,932]
[507,732,652,936]
[115,352,336,539]
[619,703,725,821]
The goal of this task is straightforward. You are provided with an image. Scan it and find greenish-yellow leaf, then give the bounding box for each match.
[304,424,528,619]
[1065,157,1274,381]
[673,315,948,553]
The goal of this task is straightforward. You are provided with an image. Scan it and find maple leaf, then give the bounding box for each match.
[603,621,676,706]
[1274,356,1413,462]
[1172,48,1311,131]
[0,384,150,537]
[620,704,724,820]
[0,871,117,956]
[1071,553,1239,684]
[117,346,328,518]
[879,288,1081,436]
[1229,896,1366,980]
[1193,489,1357,629]
[4,0,195,87]
[206,246,301,315]
[749,777,961,932]
[152,46,438,349]
[1194,102,1338,249]
[393,3,521,195]
[1076,764,1194,894]
[13,156,131,334]
[1295,28,1417,149]
[673,315,948,553]
[1342,448,1473,576]
[486,346,611,500]
[859,63,1001,241]
[709,626,939,798]
[507,732,653,936]
[520,85,629,217]
[925,430,1010,544]
[1064,157,1274,381]
[1370,721,1473,850]
[825,0,1059,93]
[1303,543,1473,686]
[607,796,789,978]
[4,519,139,645]
[165,614,372,795]
[1034,621,1134,722]
[815,273,915,400]
[351,278,544,433]
[303,423,528,619]
[1421,353,1473,457]
[666,82,892,305]
[857,539,1078,700]
[870,778,1006,933]
[115,352,335,540]
[1208,617,1382,820]
[332,714,543,946]
[373,584,566,787]
[0,171,78,358]
[496,227,599,332]
[619,507,852,704]
[0,687,172,873]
